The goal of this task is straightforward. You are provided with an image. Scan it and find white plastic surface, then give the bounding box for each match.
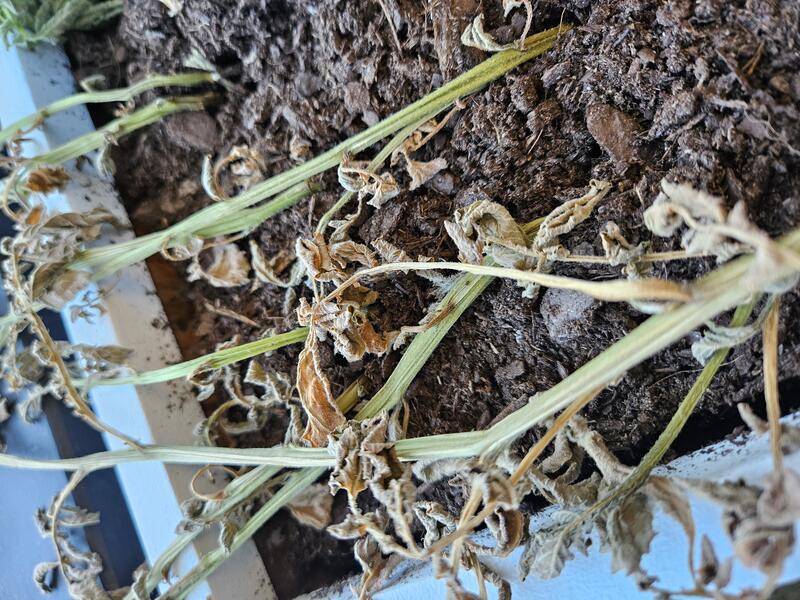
[0,43,274,600]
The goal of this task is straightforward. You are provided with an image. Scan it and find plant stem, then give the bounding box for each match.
[159,467,325,600]
[762,295,783,473]
[328,260,690,304]
[25,95,211,167]
[71,26,567,279]
[356,218,543,418]
[0,71,216,147]
[578,299,757,514]
[81,327,309,388]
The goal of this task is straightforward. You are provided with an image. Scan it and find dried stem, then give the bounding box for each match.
[762,295,783,473]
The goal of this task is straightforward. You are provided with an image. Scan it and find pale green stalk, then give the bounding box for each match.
[159,467,325,600]
[82,327,309,388]
[45,28,565,598]
[572,298,758,522]
[71,27,566,280]
[398,228,800,460]
[0,184,312,346]
[0,444,331,471]
[0,71,216,146]
[357,219,543,419]
[24,95,210,167]
[335,260,689,304]
[6,230,800,473]
[195,181,317,238]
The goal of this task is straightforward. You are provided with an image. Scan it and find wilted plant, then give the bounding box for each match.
[1,15,799,600]
[0,0,122,47]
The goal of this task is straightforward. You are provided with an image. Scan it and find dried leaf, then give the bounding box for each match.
[644,181,727,239]
[698,534,719,586]
[36,269,91,311]
[203,146,265,201]
[461,14,514,52]
[730,516,794,575]
[297,335,344,447]
[485,508,525,557]
[405,157,447,190]
[33,561,59,593]
[757,469,800,527]
[297,298,393,362]
[161,236,204,261]
[691,295,776,365]
[601,493,655,575]
[328,414,405,504]
[446,200,530,267]
[187,243,250,288]
[249,240,299,288]
[287,483,334,530]
[535,180,613,250]
[519,510,592,579]
[25,167,70,194]
[600,222,647,266]
[645,181,800,292]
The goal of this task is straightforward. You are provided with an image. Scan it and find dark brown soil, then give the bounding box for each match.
[66,0,800,597]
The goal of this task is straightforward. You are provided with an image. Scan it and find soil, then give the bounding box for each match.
[65,0,800,597]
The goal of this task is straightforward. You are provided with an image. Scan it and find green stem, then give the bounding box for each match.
[0,71,215,147]
[24,95,210,168]
[577,299,759,518]
[71,26,566,279]
[81,327,309,388]
[160,467,325,600]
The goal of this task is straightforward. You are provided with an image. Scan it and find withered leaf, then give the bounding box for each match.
[40,208,125,238]
[328,414,404,503]
[36,268,91,311]
[446,200,530,268]
[698,534,719,586]
[602,493,655,575]
[161,236,204,261]
[485,508,526,557]
[535,180,612,250]
[757,469,800,527]
[33,561,59,593]
[287,483,334,530]
[461,14,514,52]
[249,240,298,288]
[297,334,344,447]
[187,243,250,288]
[297,298,393,362]
[405,157,447,191]
[519,510,592,580]
[25,167,71,194]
